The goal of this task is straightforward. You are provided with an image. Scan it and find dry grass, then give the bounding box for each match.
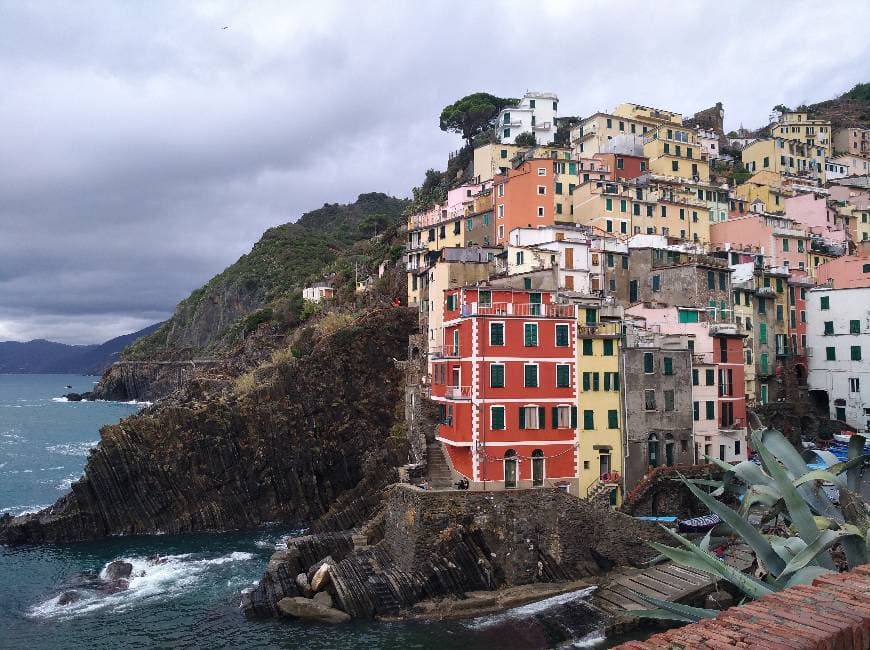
[269,346,295,366]
[316,312,354,337]
[233,371,257,396]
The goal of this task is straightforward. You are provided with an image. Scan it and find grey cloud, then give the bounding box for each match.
[1,0,868,344]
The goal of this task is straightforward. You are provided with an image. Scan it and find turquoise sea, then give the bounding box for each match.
[0,374,607,649]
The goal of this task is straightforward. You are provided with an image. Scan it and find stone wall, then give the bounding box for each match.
[621,464,724,518]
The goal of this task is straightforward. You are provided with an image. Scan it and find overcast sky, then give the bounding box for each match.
[2,1,869,344]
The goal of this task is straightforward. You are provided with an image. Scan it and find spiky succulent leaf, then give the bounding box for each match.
[847,433,867,492]
[752,430,822,548]
[794,469,846,490]
[680,473,785,575]
[634,595,719,621]
[782,566,833,587]
[775,528,862,584]
[624,608,696,623]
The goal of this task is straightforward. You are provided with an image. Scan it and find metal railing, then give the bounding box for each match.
[460,302,576,318]
[431,344,460,358]
[577,322,621,337]
[445,385,472,400]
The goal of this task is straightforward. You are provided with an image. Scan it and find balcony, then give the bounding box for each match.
[719,419,745,433]
[693,352,714,365]
[445,385,472,400]
[710,322,739,336]
[431,344,461,358]
[460,302,576,318]
[756,287,777,298]
[577,322,621,337]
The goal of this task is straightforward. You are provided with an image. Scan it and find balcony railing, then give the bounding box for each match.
[431,344,460,358]
[445,385,472,400]
[460,302,576,318]
[719,419,745,432]
[577,322,621,337]
[693,352,715,365]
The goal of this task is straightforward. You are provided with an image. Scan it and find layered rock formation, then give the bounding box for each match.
[243,484,671,620]
[0,308,416,543]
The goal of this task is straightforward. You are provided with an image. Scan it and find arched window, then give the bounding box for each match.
[531,449,544,487]
[504,449,518,488]
[665,434,675,467]
[648,433,659,468]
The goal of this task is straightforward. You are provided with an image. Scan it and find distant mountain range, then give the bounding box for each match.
[0,322,163,374]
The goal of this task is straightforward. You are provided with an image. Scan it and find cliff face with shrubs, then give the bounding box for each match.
[0,307,416,543]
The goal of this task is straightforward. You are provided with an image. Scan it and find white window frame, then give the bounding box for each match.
[537,206,545,217]
[537,167,546,176]
[555,404,572,429]
[497,183,505,197]
[523,404,541,429]
[498,204,505,219]
[523,322,539,347]
[523,362,539,388]
[555,363,571,388]
[554,322,571,347]
[490,363,506,388]
[849,377,860,394]
[490,405,506,430]
[537,185,547,195]
[489,321,506,346]
[498,224,505,239]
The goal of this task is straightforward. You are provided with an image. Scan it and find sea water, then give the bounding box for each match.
[0,374,606,649]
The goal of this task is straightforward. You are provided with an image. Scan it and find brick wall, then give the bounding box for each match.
[616,565,870,649]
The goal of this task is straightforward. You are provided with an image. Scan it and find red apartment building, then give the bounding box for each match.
[593,153,649,180]
[715,330,747,437]
[430,286,578,489]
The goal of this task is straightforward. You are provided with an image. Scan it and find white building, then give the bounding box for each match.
[806,285,870,432]
[497,92,558,145]
[508,226,592,292]
[303,283,334,302]
[697,128,722,161]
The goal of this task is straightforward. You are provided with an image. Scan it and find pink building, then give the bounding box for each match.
[784,193,847,244]
[710,214,808,273]
[815,254,870,289]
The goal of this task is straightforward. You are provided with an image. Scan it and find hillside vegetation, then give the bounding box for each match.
[125,193,408,359]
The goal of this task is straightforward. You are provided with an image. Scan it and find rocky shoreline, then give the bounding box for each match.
[242,483,670,625]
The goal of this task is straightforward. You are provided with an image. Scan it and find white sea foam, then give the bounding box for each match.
[46,441,99,456]
[51,397,69,403]
[29,550,257,620]
[1,503,50,516]
[56,474,80,491]
[1,431,25,442]
[466,586,597,630]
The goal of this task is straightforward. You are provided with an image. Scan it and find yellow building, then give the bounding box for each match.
[473,143,574,183]
[572,178,711,244]
[643,124,710,182]
[576,306,624,505]
[807,245,840,280]
[570,112,656,157]
[773,112,832,152]
[742,138,826,183]
[613,103,682,125]
[732,283,757,401]
[734,170,795,214]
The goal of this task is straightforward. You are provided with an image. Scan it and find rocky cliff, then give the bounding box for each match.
[0,307,416,543]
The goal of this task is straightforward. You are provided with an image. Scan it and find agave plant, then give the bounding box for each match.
[629,427,869,622]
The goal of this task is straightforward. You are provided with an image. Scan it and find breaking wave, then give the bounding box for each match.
[29,551,258,620]
[46,441,100,457]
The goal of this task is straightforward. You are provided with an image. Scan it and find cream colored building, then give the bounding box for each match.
[772,111,832,152]
[742,138,826,183]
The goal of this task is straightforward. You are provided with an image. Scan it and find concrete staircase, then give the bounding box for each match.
[426,442,454,489]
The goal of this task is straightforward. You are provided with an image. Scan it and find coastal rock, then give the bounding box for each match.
[295,573,312,597]
[276,597,350,624]
[101,578,129,594]
[312,591,333,608]
[57,590,81,606]
[63,393,84,402]
[104,560,133,581]
[309,563,332,593]
[0,308,416,544]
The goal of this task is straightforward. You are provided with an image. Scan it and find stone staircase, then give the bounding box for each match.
[426,442,454,489]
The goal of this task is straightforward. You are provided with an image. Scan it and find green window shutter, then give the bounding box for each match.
[663,357,673,375]
[556,365,570,388]
[556,324,569,346]
[603,339,614,356]
[524,323,538,346]
[850,320,860,334]
[492,407,504,430]
[568,162,577,174]
[607,410,618,429]
[824,321,834,335]
[518,406,526,430]
[604,373,611,391]
[583,410,594,430]
[692,369,699,385]
[538,406,546,429]
[524,365,538,387]
[592,373,600,391]
[643,352,654,373]
[570,406,577,428]
[820,296,829,310]
[706,369,714,385]
[759,323,767,344]
[555,182,563,194]
[706,401,715,420]
[693,402,699,421]
[491,364,504,388]
[606,198,613,211]
[851,346,862,361]
[586,308,597,324]
[552,406,559,427]
[826,347,836,361]
[582,339,592,355]
[491,323,504,345]
[582,372,590,391]
[613,372,620,390]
